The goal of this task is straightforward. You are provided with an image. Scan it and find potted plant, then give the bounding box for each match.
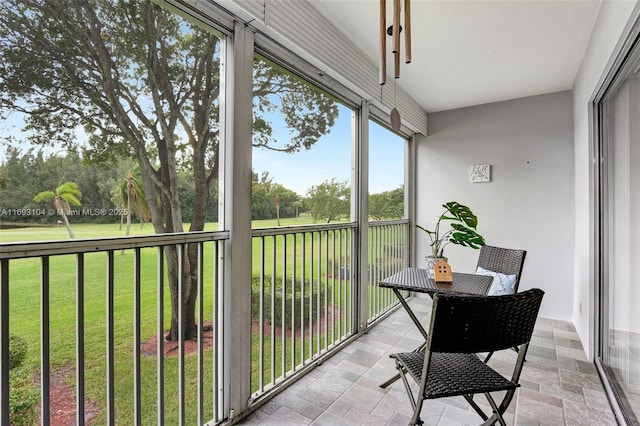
[416,201,485,278]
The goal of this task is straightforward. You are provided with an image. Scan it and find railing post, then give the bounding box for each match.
[157,246,165,425]
[133,248,142,425]
[0,259,9,426]
[75,254,85,425]
[196,242,204,425]
[40,256,50,426]
[106,250,115,425]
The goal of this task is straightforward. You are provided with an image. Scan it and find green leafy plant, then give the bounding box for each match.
[10,368,39,426]
[416,201,485,257]
[9,334,28,369]
[251,275,325,330]
[8,334,38,425]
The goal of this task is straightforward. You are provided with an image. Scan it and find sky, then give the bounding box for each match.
[0,5,406,201]
[252,105,406,196]
[2,104,406,198]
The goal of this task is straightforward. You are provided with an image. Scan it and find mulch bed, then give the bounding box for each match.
[35,366,100,426]
[36,324,214,425]
[139,322,215,357]
[38,315,339,424]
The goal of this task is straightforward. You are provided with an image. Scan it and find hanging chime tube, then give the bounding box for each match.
[379,0,386,85]
[393,0,400,77]
[392,0,400,54]
[404,0,411,63]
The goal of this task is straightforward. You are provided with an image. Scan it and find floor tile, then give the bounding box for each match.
[237,297,617,426]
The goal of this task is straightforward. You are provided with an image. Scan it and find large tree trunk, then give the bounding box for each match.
[161,52,217,341]
[164,245,199,341]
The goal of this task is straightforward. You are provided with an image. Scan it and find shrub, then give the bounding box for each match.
[8,335,38,425]
[9,334,28,370]
[251,274,325,330]
[9,368,39,426]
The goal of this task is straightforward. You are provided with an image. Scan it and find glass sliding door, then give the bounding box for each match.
[598,39,640,425]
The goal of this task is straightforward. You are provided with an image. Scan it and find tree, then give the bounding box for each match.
[0,0,338,340]
[251,171,299,220]
[269,184,298,219]
[0,148,39,222]
[306,178,350,223]
[252,171,275,220]
[369,186,404,220]
[33,182,82,238]
[0,148,123,224]
[293,200,303,218]
[119,170,150,236]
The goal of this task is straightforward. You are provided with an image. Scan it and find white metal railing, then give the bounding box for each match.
[250,223,357,396]
[1,220,409,423]
[367,220,409,322]
[249,220,409,398]
[0,231,228,425]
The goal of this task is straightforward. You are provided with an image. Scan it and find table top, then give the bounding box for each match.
[379,267,492,296]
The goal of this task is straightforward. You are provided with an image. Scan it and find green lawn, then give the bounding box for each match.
[6,246,219,423]
[1,218,365,424]
[0,215,329,243]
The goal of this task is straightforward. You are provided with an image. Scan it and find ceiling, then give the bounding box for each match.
[309,0,602,113]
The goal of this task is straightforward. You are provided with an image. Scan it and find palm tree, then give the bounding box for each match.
[118,171,150,237]
[34,182,82,238]
[293,200,303,219]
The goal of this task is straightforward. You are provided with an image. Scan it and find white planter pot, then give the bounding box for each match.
[425,255,447,279]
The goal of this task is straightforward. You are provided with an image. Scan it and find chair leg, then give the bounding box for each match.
[393,360,424,425]
[473,388,517,426]
[409,399,424,426]
[485,347,524,364]
[463,394,490,421]
[380,370,403,388]
[484,393,507,426]
[382,345,426,388]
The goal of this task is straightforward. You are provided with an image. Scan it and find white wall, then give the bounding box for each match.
[415,91,574,320]
[572,0,639,359]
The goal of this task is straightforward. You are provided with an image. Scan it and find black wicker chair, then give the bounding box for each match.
[476,245,527,362]
[476,245,527,294]
[390,288,544,426]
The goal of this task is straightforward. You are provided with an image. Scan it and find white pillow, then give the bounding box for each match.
[476,266,517,296]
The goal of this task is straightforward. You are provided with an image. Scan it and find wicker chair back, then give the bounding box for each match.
[476,245,527,292]
[427,288,544,354]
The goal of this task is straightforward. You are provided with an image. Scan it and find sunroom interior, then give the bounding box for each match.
[1,0,640,425]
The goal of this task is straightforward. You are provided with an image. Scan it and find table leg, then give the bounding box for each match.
[379,290,429,388]
[392,289,429,341]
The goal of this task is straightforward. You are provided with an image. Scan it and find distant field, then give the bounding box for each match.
[0,214,329,243]
[0,222,158,242]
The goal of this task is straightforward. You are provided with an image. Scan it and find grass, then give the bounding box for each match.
[6,247,218,423]
[1,217,372,424]
[0,215,325,243]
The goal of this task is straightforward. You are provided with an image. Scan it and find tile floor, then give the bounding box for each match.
[237,294,618,425]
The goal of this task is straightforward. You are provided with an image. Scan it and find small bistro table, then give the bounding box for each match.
[378,267,493,388]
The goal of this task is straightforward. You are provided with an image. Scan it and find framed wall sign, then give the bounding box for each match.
[471,164,491,183]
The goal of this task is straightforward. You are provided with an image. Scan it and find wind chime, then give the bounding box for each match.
[379,0,411,130]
